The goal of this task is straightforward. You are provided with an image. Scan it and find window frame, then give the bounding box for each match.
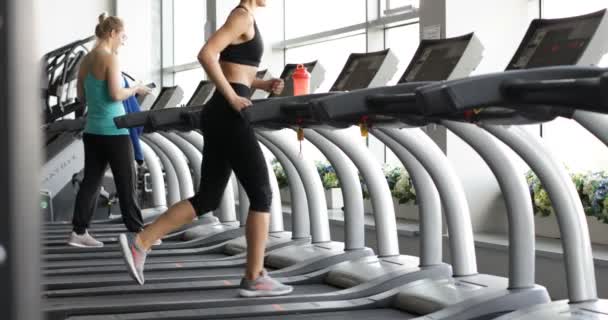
[162,0,420,81]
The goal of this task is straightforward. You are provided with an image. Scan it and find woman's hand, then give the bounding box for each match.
[135,84,152,96]
[266,78,285,95]
[229,95,253,112]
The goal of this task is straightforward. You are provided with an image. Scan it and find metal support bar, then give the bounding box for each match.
[372,129,443,266]
[145,133,194,199]
[573,110,608,147]
[140,141,167,208]
[259,131,330,243]
[443,121,535,289]
[141,136,180,205]
[316,129,400,257]
[483,125,597,302]
[162,132,202,187]
[380,128,478,276]
[257,134,311,239]
[263,149,285,233]
[304,129,366,250]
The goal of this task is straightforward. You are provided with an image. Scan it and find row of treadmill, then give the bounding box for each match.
[42,10,608,320]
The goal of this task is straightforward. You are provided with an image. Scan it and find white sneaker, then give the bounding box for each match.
[67,231,104,248]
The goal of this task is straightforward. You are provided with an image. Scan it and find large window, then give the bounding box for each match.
[528,0,541,21]
[384,0,419,15]
[542,0,606,18]
[284,0,367,39]
[384,23,420,84]
[173,0,206,66]
[285,34,367,92]
[174,68,205,105]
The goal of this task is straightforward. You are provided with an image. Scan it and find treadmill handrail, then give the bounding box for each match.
[501,73,608,112]
[415,66,606,116]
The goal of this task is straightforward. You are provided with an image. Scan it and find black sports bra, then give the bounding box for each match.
[219,6,264,67]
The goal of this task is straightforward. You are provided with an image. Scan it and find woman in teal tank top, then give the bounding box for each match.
[68,13,151,248]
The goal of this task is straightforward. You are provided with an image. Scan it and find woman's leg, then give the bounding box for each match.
[72,134,109,234]
[244,210,270,279]
[135,200,197,250]
[227,123,273,280]
[229,124,292,297]
[119,134,232,284]
[106,135,144,232]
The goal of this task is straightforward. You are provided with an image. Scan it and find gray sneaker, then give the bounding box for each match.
[119,233,147,285]
[238,269,293,297]
[67,231,104,248]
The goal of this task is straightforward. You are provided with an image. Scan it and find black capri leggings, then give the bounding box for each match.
[188,83,272,215]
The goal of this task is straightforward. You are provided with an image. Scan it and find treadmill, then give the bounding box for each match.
[41,50,396,292]
[93,10,608,320]
[491,72,608,319]
[193,9,608,320]
[44,41,479,320]
[413,12,608,320]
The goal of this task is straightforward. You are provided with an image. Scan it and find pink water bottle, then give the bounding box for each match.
[292,64,310,96]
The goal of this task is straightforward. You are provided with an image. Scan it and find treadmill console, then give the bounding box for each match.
[400,33,484,83]
[186,81,216,107]
[507,9,608,69]
[149,86,185,110]
[331,49,399,91]
[243,49,399,127]
[270,61,325,97]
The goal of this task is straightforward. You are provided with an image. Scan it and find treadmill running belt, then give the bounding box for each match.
[44,253,230,269]
[230,309,416,320]
[66,307,416,320]
[45,284,336,318]
[45,267,260,290]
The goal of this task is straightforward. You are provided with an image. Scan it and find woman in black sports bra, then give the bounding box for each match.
[119,0,294,298]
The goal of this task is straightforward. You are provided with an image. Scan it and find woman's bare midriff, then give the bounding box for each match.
[220,61,258,88]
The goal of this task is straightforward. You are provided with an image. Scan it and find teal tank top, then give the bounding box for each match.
[83,73,129,135]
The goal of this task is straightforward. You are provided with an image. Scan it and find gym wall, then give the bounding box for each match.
[38,0,114,55]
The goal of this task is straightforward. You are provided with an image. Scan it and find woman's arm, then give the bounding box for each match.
[251,78,268,90]
[106,54,142,101]
[252,78,285,95]
[76,56,88,103]
[197,9,253,110]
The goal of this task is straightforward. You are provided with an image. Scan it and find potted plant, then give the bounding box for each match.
[581,171,608,245]
[527,170,608,245]
[315,161,343,209]
[271,159,290,204]
[360,164,418,219]
[391,168,418,220]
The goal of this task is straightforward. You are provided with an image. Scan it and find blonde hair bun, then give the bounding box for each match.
[98,12,108,24]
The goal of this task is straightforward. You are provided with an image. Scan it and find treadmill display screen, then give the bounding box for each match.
[507,11,604,70]
[400,35,472,83]
[186,81,215,107]
[150,87,178,110]
[331,51,388,91]
[270,62,317,98]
